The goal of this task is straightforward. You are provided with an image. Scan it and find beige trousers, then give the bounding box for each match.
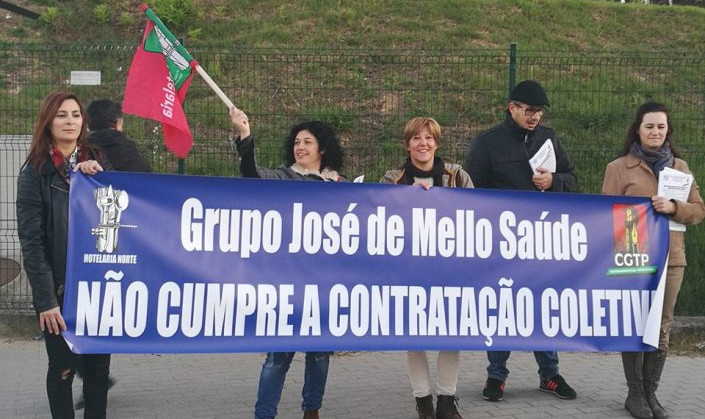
[406,350,460,398]
[660,266,684,350]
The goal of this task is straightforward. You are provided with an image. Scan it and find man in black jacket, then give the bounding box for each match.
[76,99,152,409]
[87,99,152,173]
[464,80,577,403]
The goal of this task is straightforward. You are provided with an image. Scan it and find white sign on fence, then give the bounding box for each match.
[70,71,102,86]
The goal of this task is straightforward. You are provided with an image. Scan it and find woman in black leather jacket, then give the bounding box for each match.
[17,91,112,419]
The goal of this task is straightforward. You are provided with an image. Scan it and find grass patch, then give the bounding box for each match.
[670,319,705,356]
[0,1,703,50]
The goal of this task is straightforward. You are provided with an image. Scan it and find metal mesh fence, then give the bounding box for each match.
[1,44,704,312]
[0,135,32,312]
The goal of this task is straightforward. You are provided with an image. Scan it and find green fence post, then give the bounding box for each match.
[178,158,185,174]
[508,42,517,98]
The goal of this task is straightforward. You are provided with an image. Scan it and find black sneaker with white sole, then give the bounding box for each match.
[482,378,505,402]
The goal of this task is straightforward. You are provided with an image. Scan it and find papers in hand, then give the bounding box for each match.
[353,175,365,183]
[529,139,556,174]
[658,167,694,231]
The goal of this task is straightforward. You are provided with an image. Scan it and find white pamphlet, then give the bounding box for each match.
[353,175,365,183]
[529,139,556,174]
[657,167,693,231]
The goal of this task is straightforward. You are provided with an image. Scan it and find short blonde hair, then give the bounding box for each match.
[403,117,441,147]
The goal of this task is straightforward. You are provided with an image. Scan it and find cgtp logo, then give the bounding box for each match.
[91,185,130,253]
[607,204,655,275]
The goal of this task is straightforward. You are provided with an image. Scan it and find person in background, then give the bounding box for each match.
[230,106,344,419]
[87,99,152,172]
[17,91,112,418]
[70,98,152,410]
[464,80,578,402]
[381,117,472,419]
[603,102,704,419]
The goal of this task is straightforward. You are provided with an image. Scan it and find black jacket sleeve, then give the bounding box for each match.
[464,134,491,188]
[549,135,577,193]
[232,134,260,178]
[16,168,59,313]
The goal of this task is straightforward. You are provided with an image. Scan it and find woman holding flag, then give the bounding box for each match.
[17,92,112,418]
[230,107,345,419]
[230,107,345,182]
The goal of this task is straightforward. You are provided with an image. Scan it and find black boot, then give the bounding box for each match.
[436,395,463,419]
[302,410,319,419]
[415,395,436,419]
[622,352,653,419]
[643,349,669,419]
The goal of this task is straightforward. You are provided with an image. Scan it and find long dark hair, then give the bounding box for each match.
[622,102,680,158]
[26,92,97,172]
[283,121,344,171]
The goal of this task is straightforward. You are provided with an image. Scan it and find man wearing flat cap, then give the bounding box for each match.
[463,80,577,402]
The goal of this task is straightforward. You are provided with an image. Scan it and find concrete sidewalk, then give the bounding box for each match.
[1,338,703,418]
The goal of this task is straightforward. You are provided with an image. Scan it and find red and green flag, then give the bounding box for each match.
[123,4,197,158]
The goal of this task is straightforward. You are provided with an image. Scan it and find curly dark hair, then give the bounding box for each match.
[283,121,344,171]
[622,102,680,158]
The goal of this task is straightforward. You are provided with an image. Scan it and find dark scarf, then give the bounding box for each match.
[400,156,445,186]
[630,141,674,175]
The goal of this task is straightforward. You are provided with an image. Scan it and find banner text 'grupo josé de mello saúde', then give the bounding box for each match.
[63,172,669,353]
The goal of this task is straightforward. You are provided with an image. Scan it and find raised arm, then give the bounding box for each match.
[229,107,260,178]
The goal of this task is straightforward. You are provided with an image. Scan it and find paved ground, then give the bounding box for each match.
[1,334,704,419]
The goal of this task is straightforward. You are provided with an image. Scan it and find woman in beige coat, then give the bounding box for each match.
[381,117,472,419]
[602,102,705,419]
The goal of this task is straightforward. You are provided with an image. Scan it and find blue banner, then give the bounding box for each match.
[64,172,669,353]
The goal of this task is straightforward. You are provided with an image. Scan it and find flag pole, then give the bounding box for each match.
[195,65,235,109]
[142,4,236,109]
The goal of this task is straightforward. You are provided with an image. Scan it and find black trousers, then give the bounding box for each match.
[44,329,111,418]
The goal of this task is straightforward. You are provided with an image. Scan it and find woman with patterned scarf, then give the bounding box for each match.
[602,102,704,419]
[230,107,345,419]
[17,91,112,418]
[381,117,473,419]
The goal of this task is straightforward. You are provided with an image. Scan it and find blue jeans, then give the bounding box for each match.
[486,351,559,382]
[254,352,331,419]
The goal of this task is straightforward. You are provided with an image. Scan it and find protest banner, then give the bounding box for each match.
[64,172,669,353]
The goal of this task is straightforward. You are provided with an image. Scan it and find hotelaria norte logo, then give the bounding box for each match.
[607,204,657,276]
[91,185,135,254]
